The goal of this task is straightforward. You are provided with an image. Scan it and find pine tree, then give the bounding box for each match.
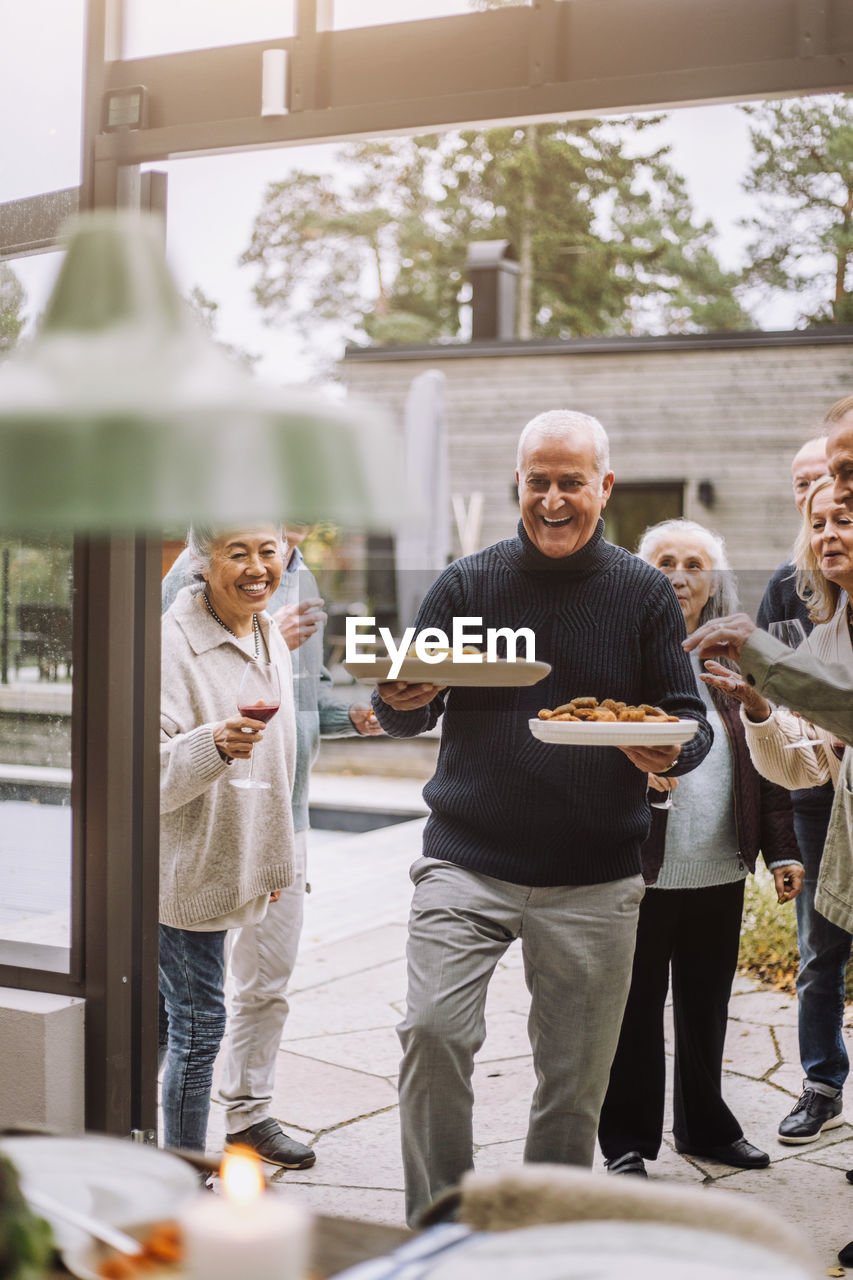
[0,263,26,358]
[739,95,853,325]
[242,121,750,351]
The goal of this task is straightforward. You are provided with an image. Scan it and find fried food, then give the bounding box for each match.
[538,697,679,723]
[96,1222,183,1279]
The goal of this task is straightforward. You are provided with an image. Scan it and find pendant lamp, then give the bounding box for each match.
[0,212,404,532]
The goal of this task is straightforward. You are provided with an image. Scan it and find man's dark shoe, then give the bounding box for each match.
[778,1086,843,1144]
[839,1239,853,1267]
[604,1150,647,1177]
[675,1137,769,1169]
[225,1118,316,1169]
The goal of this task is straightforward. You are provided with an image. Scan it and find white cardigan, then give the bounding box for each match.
[741,599,849,791]
[159,587,296,929]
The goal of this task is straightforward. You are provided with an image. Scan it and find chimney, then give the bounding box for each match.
[466,240,519,340]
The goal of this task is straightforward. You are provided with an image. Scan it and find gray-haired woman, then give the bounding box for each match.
[598,518,801,1177]
[158,523,296,1151]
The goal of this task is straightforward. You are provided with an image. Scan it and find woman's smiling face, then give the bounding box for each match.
[809,488,853,592]
[202,526,284,634]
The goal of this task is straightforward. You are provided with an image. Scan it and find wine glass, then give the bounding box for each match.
[649,780,675,811]
[230,661,281,791]
[767,620,819,749]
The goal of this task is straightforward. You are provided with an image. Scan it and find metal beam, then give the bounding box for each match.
[91,0,853,165]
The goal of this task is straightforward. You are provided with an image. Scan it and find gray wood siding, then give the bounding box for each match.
[343,341,852,616]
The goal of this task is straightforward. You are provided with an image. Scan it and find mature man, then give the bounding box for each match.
[163,525,381,1167]
[373,409,712,1225]
[752,433,850,1145]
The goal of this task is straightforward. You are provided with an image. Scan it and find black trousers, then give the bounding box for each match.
[598,878,745,1161]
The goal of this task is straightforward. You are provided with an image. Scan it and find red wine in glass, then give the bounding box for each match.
[238,702,279,725]
[231,662,281,791]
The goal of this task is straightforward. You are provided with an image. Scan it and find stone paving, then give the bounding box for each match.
[202,814,853,1277]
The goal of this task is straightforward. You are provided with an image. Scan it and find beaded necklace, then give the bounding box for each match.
[202,590,261,659]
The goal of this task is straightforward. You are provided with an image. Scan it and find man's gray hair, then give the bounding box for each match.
[516,410,611,476]
[186,523,285,580]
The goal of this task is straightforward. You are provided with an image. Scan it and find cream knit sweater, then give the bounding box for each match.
[741,599,849,792]
[160,586,296,928]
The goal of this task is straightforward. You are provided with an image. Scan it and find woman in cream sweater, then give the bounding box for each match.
[703,475,853,1146]
[708,476,851,792]
[159,524,296,1152]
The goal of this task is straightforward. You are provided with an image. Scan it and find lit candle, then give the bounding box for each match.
[179,1150,312,1280]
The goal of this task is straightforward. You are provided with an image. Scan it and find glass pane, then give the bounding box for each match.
[124,0,295,58]
[334,0,528,29]
[0,534,73,975]
[0,0,84,203]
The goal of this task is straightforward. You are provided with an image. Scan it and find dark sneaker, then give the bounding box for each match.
[225,1118,316,1169]
[604,1150,648,1177]
[778,1086,843,1144]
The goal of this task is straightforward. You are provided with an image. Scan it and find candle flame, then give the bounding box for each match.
[220,1148,265,1205]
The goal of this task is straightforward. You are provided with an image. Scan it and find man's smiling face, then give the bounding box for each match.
[516,429,614,559]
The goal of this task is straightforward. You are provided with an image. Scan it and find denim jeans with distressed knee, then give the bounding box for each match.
[158,924,227,1151]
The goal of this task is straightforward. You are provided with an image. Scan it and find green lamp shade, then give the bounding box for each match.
[0,213,405,532]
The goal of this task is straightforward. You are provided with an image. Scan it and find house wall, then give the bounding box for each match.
[342,336,853,615]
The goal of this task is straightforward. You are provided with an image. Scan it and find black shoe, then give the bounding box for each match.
[839,1240,853,1267]
[675,1137,770,1169]
[778,1085,843,1144]
[225,1118,316,1169]
[604,1151,648,1177]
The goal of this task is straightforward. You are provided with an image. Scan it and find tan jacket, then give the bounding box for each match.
[159,587,296,928]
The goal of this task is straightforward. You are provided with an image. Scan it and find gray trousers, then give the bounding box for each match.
[217,830,307,1133]
[397,856,644,1225]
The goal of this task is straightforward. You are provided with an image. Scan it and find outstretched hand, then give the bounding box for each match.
[700,660,772,722]
[683,613,757,662]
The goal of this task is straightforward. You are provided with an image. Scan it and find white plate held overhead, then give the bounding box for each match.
[529,718,699,747]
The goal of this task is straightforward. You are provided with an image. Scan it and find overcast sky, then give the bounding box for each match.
[2,0,804,386]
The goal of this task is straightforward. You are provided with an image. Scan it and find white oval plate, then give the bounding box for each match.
[529,718,699,747]
[0,1135,197,1253]
[346,657,551,687]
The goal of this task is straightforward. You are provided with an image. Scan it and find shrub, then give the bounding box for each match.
[739,863,800,994]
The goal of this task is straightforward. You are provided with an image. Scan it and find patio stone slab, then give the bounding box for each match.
[803,1135,853,1170]
[476,1010,534,1063]
[292,923,409,990]
[706,1155,853,1271]
[472,1138,527,1173]
[472,1059,538,1146]
[288,1025,403,1078]
[284,964,407,1041]
[281,1108,405,1192]
[268,1179,407,1227]
[726,988,799,1027]
[267,1051,398,1132]
[722,1021,780,1080]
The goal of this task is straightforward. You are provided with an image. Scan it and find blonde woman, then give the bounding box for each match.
[703,475,853,1145]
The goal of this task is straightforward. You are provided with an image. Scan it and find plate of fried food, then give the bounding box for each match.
[63,1219,184,1280]
[529,696,699,746]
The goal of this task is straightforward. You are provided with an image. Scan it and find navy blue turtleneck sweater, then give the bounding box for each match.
[372,519,712,887]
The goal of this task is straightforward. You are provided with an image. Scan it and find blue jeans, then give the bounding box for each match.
[158,924,227,1151]
[793,786,852,1093]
